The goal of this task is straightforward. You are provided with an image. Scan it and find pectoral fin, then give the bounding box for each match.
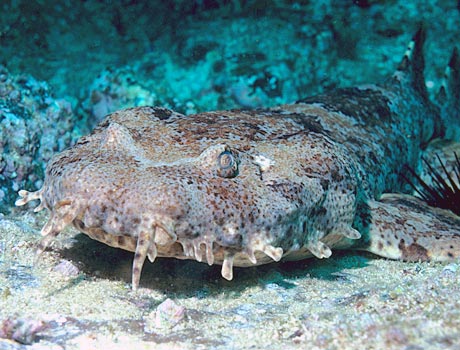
[355,194,460,261]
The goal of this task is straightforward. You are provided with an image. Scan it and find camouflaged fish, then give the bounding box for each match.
[16,28,460,290]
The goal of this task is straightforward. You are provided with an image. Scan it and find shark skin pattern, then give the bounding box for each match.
[16,28,460,290]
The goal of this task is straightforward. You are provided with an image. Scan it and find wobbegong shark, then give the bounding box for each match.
[16,27,460,289]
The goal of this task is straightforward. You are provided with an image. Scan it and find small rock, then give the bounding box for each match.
[440,263,458,278]
[53,260,80,278]
[0,316,47,345]
[144,298,186,332]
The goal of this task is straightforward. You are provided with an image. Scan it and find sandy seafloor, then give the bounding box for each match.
[2,0,460,349]
[1,211,460,350]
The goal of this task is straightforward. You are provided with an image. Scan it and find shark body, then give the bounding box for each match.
[16,28,460,289]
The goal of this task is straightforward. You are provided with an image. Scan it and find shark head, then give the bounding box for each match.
[17,106,361,289]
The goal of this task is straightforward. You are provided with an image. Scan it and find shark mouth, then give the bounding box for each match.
[16,187,362,290]
[16,188,286,290]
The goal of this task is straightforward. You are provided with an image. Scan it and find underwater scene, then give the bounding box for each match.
[1,0,460,349]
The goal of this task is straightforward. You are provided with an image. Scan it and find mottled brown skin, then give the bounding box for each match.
[16,28,460,289]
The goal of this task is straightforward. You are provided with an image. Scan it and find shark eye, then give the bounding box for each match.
[217,150,239,178]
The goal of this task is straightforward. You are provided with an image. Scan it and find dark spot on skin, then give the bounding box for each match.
[368,152,378,165]
[378,241,384,250]
[320,179,329,191]
[74,219,85,230]
[100,204,107,213]
[134,253,142,260]
[271,113,329,138]
[215,217,225,226]
[447,252,454,258]
[153,107,173,120]
[184,229,200,239]
[302,221,307,233]
[395,217,406,226]
[311,206,327,217]
[272,131,303,140]
[398,240,429,261]
[330,168,343,182]
[293,114,328,135]
[285,225,295,240]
